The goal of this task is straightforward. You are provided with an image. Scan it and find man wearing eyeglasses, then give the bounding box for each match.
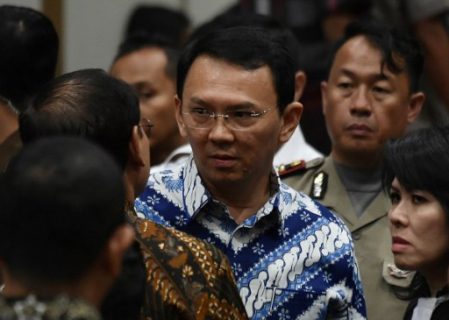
[136,26,366,319]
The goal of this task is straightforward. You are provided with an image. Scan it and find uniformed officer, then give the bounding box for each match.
[281,21,425,320]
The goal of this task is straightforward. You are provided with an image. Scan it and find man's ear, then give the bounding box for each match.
[294,71,307,102]
[174,95,188,137]
[279,101,303,144]
[129,126,146,166]
[321,81,329,116]
[101,224,135,278]
[407,91,425,124]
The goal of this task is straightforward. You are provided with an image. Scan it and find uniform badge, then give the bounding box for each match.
[310,171,328,200]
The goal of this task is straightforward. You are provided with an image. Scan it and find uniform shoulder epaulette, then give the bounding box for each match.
[278,157,325,178]
[277,160,306,178]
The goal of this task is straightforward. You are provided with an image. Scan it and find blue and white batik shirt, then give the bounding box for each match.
[135,156,366,320]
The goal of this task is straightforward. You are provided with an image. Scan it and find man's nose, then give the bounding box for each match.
[350,87,372,117]
[208,116,235,143]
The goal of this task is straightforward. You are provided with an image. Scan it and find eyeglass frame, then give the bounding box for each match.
[181,107,273,131]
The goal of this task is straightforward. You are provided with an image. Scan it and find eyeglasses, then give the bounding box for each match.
[139,118,154,137]
[182,107,272,131]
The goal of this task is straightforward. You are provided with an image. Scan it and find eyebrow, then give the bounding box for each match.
[189,97,258,109]
[339,68,391,82]
[133,81,154,90]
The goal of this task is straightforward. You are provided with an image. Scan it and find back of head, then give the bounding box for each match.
[19,69,140,169]
[177,26,295,112]
[329,21,423,92]
[383,126,449,215]
[0,5,58,112]
[0,137,125,289]
[125,5,190,47]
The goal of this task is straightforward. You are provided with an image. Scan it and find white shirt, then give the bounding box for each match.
[273,125,322,167]
[411,297,437,320]
[150,144,192,174]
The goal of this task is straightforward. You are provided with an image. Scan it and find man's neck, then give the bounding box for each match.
[205,175,272,225]
[331,150,382,170]
[124,179,137,209]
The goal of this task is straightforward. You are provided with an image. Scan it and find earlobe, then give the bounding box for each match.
[174,95,188,137]
[280,101,303,144]
[407,92,425,124]
[321,81,328,115]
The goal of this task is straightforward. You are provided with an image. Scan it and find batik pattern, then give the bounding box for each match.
[135,157,366,319]
[130,213,248,320]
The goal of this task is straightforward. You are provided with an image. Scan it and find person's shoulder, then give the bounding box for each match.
[134,218,219,259]
[0,295,101,320]
[140,164,185,199]
[278,157,325,179]
[133,218,248,318]
[279,157,327,195]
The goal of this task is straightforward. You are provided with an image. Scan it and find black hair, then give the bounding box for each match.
[0,5,58,112]
[328,21,423,92]
[382,127,449,300]
[177,26,295,113]
[113,33,180,80]
[125,5,190,47]
[0,137,125,288]
[191,12,302,72]
[19,69,140,169]
[383,126,449,219]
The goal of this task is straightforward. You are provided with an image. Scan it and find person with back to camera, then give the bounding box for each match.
[383,126,449,320]
[136,26,366,319]
[0,137,134,320]
[282,21,425,320]
[19,69,248,320]
[0,5,58,169]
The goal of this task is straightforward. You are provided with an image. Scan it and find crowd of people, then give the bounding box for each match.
[1,2,449,320]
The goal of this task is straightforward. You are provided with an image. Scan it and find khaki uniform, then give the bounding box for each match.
[282,156,413,320]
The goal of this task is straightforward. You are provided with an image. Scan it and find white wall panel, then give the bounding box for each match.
[63,0,235,73]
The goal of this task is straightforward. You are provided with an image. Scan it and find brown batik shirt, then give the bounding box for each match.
[127,210,248,320]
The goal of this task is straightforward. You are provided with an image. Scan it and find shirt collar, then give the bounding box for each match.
[182,156,286,232]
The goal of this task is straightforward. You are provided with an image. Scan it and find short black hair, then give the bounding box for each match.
[191,12,302,72]
[0,137,125,288]
[0,5,58,112]
[113,33,180,80]
[19,69,140,169]
[125,5,190,47]
[177,26,295,112]
[383,126,449,218]
[328,21,423,92]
